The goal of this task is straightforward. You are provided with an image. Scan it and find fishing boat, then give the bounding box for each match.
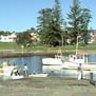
[42,48,64,70]
[42,36,96,71]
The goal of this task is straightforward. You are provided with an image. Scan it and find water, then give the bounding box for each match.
[88,54,96,64]
[0,54,96,79]
[0,56,42,74]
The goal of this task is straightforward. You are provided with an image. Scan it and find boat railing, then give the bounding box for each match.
[55,55,63,59]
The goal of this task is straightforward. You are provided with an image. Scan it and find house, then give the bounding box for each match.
[0,33,16,42]
[88,30,96,44]
[30,33,40,42]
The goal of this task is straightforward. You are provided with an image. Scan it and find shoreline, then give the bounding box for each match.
[0,50,96,58]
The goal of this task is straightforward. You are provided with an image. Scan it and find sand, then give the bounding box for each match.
[0,77,96,96]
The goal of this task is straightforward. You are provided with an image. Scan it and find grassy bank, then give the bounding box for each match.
[0,42,96,55]
[0,77,96,96]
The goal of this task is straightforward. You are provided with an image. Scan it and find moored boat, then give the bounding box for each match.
[29,73,48,77]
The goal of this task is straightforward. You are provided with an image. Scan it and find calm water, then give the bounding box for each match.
[88,54,96,63]
[0,54,96,78]
[0,56,42,74]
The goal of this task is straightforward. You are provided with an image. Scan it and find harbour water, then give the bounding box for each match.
[0,56,42,74]
[0,54,96,79]
[88,54,96,64]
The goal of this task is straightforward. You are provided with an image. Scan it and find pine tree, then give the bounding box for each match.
[80,8,91,44]
[52,0,63,46]
[67,0,91,44]
[37,0,63,46]
[37,8,53,45]
[67,0,82,44]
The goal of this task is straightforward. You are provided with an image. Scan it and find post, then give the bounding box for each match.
[61,35,64,48]
[21,45,24,65]
[90,72,93,81]
[76,36,79,56]
[76,36,81,56]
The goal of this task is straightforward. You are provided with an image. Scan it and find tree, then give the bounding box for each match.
[0,31,11,36]
[80,8,91,44]
[51,0,64,46]
[26,27,37,34]
[67,0,82,44]
[16,32,32,47]
[37,0,63,46]
[67,0,91,44]
[37,8,53,45]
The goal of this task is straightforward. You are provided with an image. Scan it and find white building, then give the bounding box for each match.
[0,33,16,42]
[30,33,40,42]
[88,32,95,44]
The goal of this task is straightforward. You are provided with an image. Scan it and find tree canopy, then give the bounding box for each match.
[67,0,91,44]
[37,0,63,46]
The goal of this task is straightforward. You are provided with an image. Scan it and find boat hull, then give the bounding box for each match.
[29,74,48,77]
[11,75,24,80]
[42,58,63,65]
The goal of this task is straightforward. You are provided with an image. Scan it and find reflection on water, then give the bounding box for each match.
[0,54,96,78]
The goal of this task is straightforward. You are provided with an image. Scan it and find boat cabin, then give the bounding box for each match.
[69,55,85,64]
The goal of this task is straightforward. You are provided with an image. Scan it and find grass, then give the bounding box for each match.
[0,42,21,51]
[0,77,96,96]
[0,42,96,54]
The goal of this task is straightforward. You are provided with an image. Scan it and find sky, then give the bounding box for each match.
[0,0,96,32]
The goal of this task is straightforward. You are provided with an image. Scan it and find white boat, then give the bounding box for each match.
[42,50,86,70]
[42,48,64,70]
[0,61,24,80]
[62,54,85,68]
[43,53,89,71]
[42,55,64,65]
[11,75,24,80]
[3,67,24,80]
[42,36,96,72]
[29,73,48,78]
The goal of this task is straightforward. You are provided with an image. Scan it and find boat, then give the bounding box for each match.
[0,61,24,80]
[0,62,14,78]
[43,53,91,71]
[42,36,96,72]
[42,48,64,70]
[42,48,64,64]
[29,73,48,78]
[11,75,24,80]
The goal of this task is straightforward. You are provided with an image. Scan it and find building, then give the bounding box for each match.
[0,33,16,42]
[88,30,96,44]
[30,33,40,42]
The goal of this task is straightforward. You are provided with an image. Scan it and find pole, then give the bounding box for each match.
[61,35,64,48]
[21,45,24,65]
[76,36,79,56]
